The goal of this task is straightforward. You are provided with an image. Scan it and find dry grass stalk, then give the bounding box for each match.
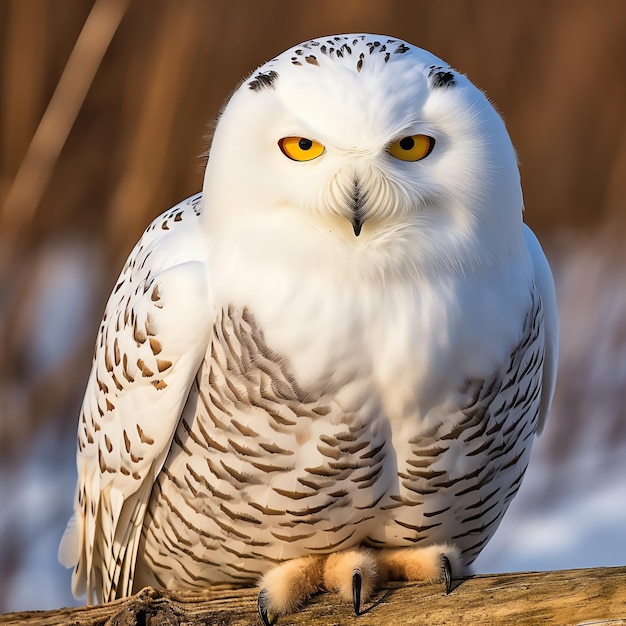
[106,1,205,251]
[0,0,130,240]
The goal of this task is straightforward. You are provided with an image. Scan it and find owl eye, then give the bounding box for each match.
[388,134,434,162]
[279,136,325,161]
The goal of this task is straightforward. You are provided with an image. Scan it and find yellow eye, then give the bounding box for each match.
[279,136,325,161]
[388,134,434,162]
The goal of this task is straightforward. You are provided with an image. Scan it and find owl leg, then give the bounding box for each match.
[257,555,325,625]
[323,548,378,615]
[376,543,461,594]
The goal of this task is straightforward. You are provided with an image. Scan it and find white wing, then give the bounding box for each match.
[524,224,558,434]
[59,194,213,602]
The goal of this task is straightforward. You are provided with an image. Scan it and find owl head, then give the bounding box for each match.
[202,34,525,282]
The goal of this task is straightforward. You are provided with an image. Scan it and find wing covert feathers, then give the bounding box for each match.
[60,196,211,603]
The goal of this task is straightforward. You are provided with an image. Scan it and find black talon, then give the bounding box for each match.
[257,589,275,626]
[352,570,362,615]
[442,555,452,595]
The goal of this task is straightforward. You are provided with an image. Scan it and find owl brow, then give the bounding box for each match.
[428,65,456,89]
[248,70,279,92]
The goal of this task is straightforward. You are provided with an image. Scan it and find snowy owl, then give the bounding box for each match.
[59,33,558,622]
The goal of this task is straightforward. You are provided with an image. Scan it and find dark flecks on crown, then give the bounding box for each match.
[428,65,456,89]
[281,36,417,76]
[336,43,352,57]
[248,70,279,91]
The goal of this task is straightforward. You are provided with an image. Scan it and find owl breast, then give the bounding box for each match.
[134,290,543,592]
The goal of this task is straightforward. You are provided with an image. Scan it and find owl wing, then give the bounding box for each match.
[523,224,558,434]
[59,194,214,603]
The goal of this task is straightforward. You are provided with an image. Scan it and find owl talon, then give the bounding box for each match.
[352,570,362,615]
[257,589,275,626]
[442,555,452,595]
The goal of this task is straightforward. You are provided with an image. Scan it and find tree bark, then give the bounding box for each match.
[1,566,625,626]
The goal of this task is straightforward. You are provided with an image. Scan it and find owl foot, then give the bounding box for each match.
[323,549,378,614]
[256,544,460,624]
[257,555,325,625]
[376,543,460,595]
[256,550,377,623]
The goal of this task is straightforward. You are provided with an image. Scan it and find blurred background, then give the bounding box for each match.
[1,0,625,613]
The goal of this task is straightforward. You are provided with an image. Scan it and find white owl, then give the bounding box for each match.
[59,34,558,624]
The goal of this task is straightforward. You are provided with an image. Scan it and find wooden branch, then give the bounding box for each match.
[2,566,625,626]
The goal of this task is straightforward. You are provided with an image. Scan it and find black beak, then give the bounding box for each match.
[351,178,365,237]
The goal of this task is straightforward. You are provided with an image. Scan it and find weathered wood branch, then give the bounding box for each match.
[1,566,625,626]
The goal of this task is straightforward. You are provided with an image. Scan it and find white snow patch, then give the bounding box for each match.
[475,442,626,574]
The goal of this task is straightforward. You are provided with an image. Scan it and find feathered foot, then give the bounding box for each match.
[376,543,461,594]
[257,555,325,626]
[323,549,378,615]
[256,544,460,624]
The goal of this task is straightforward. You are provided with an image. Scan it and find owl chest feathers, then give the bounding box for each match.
[140,251,542,586]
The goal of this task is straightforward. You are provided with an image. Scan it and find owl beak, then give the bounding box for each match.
[351,178,365,237]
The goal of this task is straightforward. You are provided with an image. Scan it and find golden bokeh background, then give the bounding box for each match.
[1,0,625,612]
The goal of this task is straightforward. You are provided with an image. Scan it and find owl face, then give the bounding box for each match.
[203,34,525,280]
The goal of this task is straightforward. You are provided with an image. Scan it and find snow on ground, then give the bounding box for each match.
[0,238,100,612]
[0,433,79,612]
[475,437,626,574]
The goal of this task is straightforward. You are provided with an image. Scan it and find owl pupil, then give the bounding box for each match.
[298,138,313,151]
[399,136,415,150]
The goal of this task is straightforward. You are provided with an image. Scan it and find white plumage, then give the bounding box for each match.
[60,34,557,619]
